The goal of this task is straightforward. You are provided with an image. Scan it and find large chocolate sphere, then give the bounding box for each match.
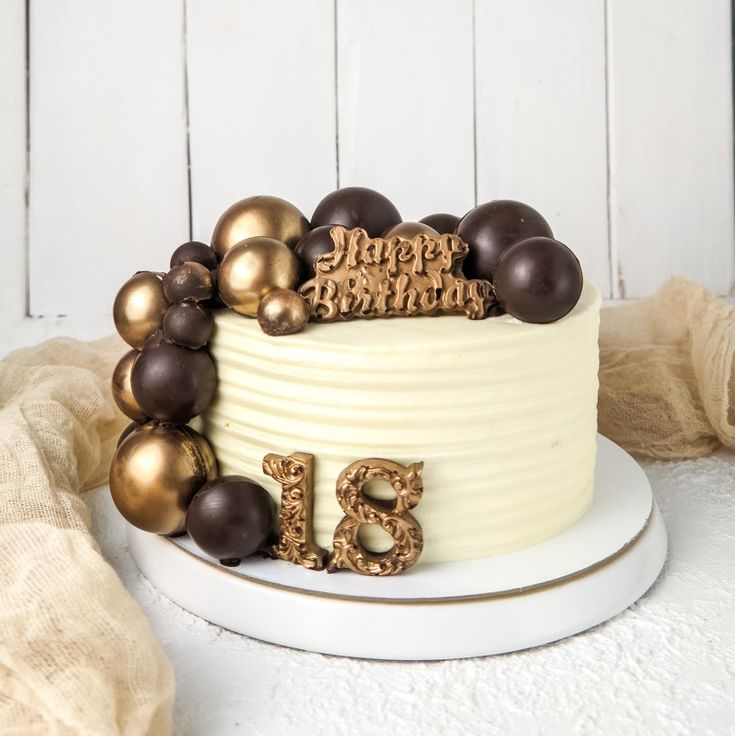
[294,225,336,280]
[457,200,553,281]
[113,272,169,350]
[311,187,401,237]
[170,241,218,270]
[493,236,583,323]
[186,476,276,566]
[383,221,440,240]
[110,422,217,535]
[131,337,217,423]
[218,237,299,316]
[211,195,310,260]
[420,213,460,234]
[111,349,147,422]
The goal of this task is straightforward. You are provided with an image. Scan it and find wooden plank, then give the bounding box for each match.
[336,0,475,222]
[186,0,337,240]
[0,0,27,333]
[607,0,734,298]
[28,0,190,317]
[474,0,610,296]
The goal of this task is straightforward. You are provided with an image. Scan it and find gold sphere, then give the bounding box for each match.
[218,237,299,316]
[109,422,217,535]
[111,349,147,421]
[113,272,169,349]
[257,288,310,336]
[383,221,440,240]
[211,195,310,260]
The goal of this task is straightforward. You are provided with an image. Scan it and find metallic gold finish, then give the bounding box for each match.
[218,237,299,316]
[257,288,310,336]
[111,349,147,421]
[211,195,310,260]
[299,227,496,322]
[327,459,424,576]
[383,221,440,240]
[109,422,217,535]
[263,452,328,570]
[113,271,169,349]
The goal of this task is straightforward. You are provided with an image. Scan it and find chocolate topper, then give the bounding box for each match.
[298,226,496,322]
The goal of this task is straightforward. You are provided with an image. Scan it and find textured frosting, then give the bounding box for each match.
[202,282,600,564]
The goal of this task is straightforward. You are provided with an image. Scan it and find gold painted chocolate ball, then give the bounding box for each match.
[257,288,310,336]
[218,237,299,316]
[383,221,440,240]
[111,349,147,421]
[211,195,310,260]
[109,422,217,535]
[113,272,169,349]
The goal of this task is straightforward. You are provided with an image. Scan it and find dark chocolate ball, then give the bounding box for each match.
[294,225,336,280]
[163,261,214,304]
[131,337,217,423]
[493,236,583,323]
[163,303,213,349]
[170,241,218,270]
[419,213,460,234]
[186,475,276,566]
[457,200,553,280]
[311,186,401,237]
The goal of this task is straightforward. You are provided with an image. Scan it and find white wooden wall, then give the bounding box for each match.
[1,0,733,352]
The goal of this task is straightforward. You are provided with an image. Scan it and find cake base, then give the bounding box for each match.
[127,436,667,660]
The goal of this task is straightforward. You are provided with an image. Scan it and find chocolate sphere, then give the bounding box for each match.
[457,200,553,281]
[163,303,213,349]
[111,349,147,422]
[384,221,440,240]
[131,338,217,423]
[113,272,170,350]
[257,288,310,336]
[294,225,336,280]
[211,195,310,260]
[493,236,583,323]
[110,422,217,535]
[186,475,276,566]
[218,237,299,316]
[311,186,401,237]
[420,213,460,234]
[163,261,214,304]
[170,241,217,270]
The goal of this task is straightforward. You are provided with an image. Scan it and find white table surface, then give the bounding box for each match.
[87,451,735,736]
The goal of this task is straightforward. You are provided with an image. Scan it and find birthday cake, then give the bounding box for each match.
[109,187,599,576]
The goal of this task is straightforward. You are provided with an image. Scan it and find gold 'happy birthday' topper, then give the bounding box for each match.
[298,227,496,322]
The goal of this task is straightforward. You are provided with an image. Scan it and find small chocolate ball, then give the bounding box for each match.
[218,237,299,316]
[113,272,170,350]
[186,475,276,566]
[294,225,336,280]
[170,241,218,270]
[163,303,213,349]
[311,187,401,237]
[457,200,553,281]
[131,338,217,423]
[111,349,147,421]
[383,221,440,240]
[493,236,583,323]
[163,261,214,304]
[110,422,217,535]
[257,288,310,336]
[420,213,460,234]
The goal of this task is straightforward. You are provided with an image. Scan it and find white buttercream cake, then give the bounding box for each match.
[202,280,600,564]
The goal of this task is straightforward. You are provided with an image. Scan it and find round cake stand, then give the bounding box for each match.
[127,435,667,660]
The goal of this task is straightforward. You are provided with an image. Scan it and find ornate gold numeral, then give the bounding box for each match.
[263,452,328,571]
[326,458,424,576]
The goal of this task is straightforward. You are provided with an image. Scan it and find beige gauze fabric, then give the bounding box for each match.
[599,276,735,459]
[0,336,173,735]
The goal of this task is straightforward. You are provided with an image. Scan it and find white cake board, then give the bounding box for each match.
[127,435,667,660]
